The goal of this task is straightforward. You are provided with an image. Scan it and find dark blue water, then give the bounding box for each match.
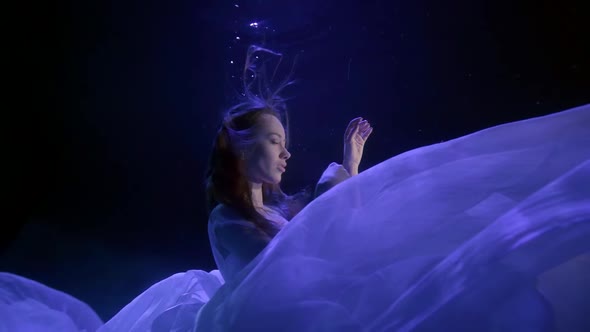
[4,0,589,324]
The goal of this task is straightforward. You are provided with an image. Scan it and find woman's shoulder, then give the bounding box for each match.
[209,204,255,228]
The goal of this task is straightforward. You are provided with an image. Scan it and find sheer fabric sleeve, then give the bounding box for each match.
[210,206,272,279]
[314,162,352,199]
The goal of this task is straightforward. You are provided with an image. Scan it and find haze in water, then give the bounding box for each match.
[2,1,589,331]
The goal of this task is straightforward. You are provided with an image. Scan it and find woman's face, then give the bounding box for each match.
[244,114,291,184]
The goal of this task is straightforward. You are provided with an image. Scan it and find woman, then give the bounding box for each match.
[1,46,589,331]
[205,95,373,282]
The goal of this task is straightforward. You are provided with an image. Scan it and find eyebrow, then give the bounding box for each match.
[267,132,284,139]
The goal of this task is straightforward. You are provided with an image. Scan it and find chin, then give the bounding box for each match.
[262,171,283,185]
[269,175,282,184]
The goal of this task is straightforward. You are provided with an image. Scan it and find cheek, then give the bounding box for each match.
[262,148,282,176]
[262,150,278,169]
[250,147,275,171]
[260,145,278,161]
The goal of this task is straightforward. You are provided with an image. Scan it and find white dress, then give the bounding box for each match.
[1,104,589,331]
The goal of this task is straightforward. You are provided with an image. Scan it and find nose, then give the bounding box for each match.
[281,147,291,160]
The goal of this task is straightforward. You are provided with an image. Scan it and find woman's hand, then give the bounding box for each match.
[343,117,373,176]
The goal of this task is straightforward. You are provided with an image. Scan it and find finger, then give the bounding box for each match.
[361,126,373,140]
[345,117,363,139]
[348,117,363,129]
[355,121,370,138]
[358,125,369,137]
[348,120,363,141]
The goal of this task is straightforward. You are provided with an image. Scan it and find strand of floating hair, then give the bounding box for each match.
[242,47,255,99]
[242,45,283,100]
[270,55,283,85]
[270,53,299,103]
[227,45,300,149]
[272,53,299,149]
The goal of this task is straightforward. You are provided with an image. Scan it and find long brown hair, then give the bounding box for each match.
[205,45,311,236]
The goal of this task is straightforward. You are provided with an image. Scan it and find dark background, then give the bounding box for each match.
[5,0,589,320]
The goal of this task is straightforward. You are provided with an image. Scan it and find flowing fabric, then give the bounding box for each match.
[0,273,103,332]
[1,104,589,331]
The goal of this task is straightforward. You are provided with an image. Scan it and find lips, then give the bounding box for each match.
[278,164,287,172]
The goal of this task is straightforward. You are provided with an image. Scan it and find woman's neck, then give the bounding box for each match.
[249,181,264,209]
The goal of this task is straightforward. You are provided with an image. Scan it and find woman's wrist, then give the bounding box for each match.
[343,162,359,176]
